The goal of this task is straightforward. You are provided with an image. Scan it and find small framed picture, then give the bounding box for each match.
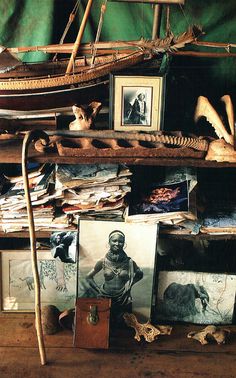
[110,73,165,132]
[77,220,158,324]
[1,250,77,312]
[155,270,236,324]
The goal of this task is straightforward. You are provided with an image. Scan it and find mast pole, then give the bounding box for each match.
[66,0,93,75]
[152,4,162,39]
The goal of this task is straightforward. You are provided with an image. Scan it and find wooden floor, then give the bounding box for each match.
[1,313,236,378]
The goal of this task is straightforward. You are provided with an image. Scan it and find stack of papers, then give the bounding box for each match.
[55,164,132,219]
[0,164,66,232]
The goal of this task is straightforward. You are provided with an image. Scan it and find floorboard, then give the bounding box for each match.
[1,314,236,377]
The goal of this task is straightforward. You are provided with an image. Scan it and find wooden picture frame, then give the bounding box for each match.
[110,73,165,132]
[155,270,236,324]
[0,250,77,312]
[77,220,158,323]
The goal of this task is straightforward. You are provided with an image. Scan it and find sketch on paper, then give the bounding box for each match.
[1,251,77,311]
[156,271,236,324]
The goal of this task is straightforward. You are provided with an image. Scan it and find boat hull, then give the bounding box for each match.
[0,51,146,112]
[0,79,109,111]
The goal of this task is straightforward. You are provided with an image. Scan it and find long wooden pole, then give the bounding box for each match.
[22,130,49,366]
[66,0,93,75]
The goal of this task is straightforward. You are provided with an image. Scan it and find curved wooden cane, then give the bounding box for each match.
[22,130,50,366]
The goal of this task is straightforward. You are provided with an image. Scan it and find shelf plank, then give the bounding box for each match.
[1,230,236,240]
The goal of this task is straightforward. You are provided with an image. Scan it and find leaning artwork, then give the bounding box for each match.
[156,271,236,324]
[1,250,77,312]
[77,220,158,325]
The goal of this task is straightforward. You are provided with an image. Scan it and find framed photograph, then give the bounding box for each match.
[110,73,165,132]
[155,270,236,324]
[50,231,78,264]
[77,220,158,324]
[1,250,77,312]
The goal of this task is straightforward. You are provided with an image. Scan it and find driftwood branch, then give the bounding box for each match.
[22,130,49,366]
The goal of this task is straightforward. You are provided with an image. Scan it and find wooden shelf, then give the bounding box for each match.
[1,140,236,167]
[1,230,236,240]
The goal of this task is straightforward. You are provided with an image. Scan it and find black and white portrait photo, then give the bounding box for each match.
[77,220,158,325]
[111,74,165,132]
[156,271,236,324]
[122,87,152,126]
[50,231,78,264]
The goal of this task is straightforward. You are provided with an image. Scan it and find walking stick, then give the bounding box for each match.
[22,130,50,366]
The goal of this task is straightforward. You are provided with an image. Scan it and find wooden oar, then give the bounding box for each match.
[66,0,93,74]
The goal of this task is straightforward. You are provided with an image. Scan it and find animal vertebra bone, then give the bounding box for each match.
[123,312,172,343]
[187,325,230,345]
[194,95,236,162]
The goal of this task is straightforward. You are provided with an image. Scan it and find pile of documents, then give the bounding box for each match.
[0,164,71,232]
[55,163,132,219]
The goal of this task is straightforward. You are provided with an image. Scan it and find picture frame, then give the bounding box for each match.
[110,73,165,132]
[0,250,77,312]
[155,270,236,324]
[77,220,158,323]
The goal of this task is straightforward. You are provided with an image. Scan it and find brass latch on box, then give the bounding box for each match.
[87,304,99,325]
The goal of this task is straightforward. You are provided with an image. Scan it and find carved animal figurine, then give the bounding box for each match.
[187,325,231,345]
[123,312,172,343]
[69,101,102,131]
[194,95,236,162]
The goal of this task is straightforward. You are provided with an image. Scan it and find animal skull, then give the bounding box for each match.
[69,101,102,131]
[194,95,236,162]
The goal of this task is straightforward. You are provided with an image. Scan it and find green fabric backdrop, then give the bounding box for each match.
[0,0,235,131]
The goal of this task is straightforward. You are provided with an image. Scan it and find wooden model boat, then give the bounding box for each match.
[0,0,200,112]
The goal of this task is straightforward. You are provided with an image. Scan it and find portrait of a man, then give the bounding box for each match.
[122,87,152,126]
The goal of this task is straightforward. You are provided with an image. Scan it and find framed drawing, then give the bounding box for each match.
[155,270,236,324]
[77,220,158,324]
[1,250,77,312]
[110,73,165,132]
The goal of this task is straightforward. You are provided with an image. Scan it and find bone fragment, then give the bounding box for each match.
[206,138,236,162]
[187,325,230,345]
[123,312,172,343]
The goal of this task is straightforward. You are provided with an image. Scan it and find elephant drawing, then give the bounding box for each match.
[20,259,68,292]
[159,282,209,322]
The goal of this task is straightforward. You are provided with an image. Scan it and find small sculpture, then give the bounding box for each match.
[123,312,172,343]
[195,95,236,162]
[187,325,231,345]
[69,101,102,131]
